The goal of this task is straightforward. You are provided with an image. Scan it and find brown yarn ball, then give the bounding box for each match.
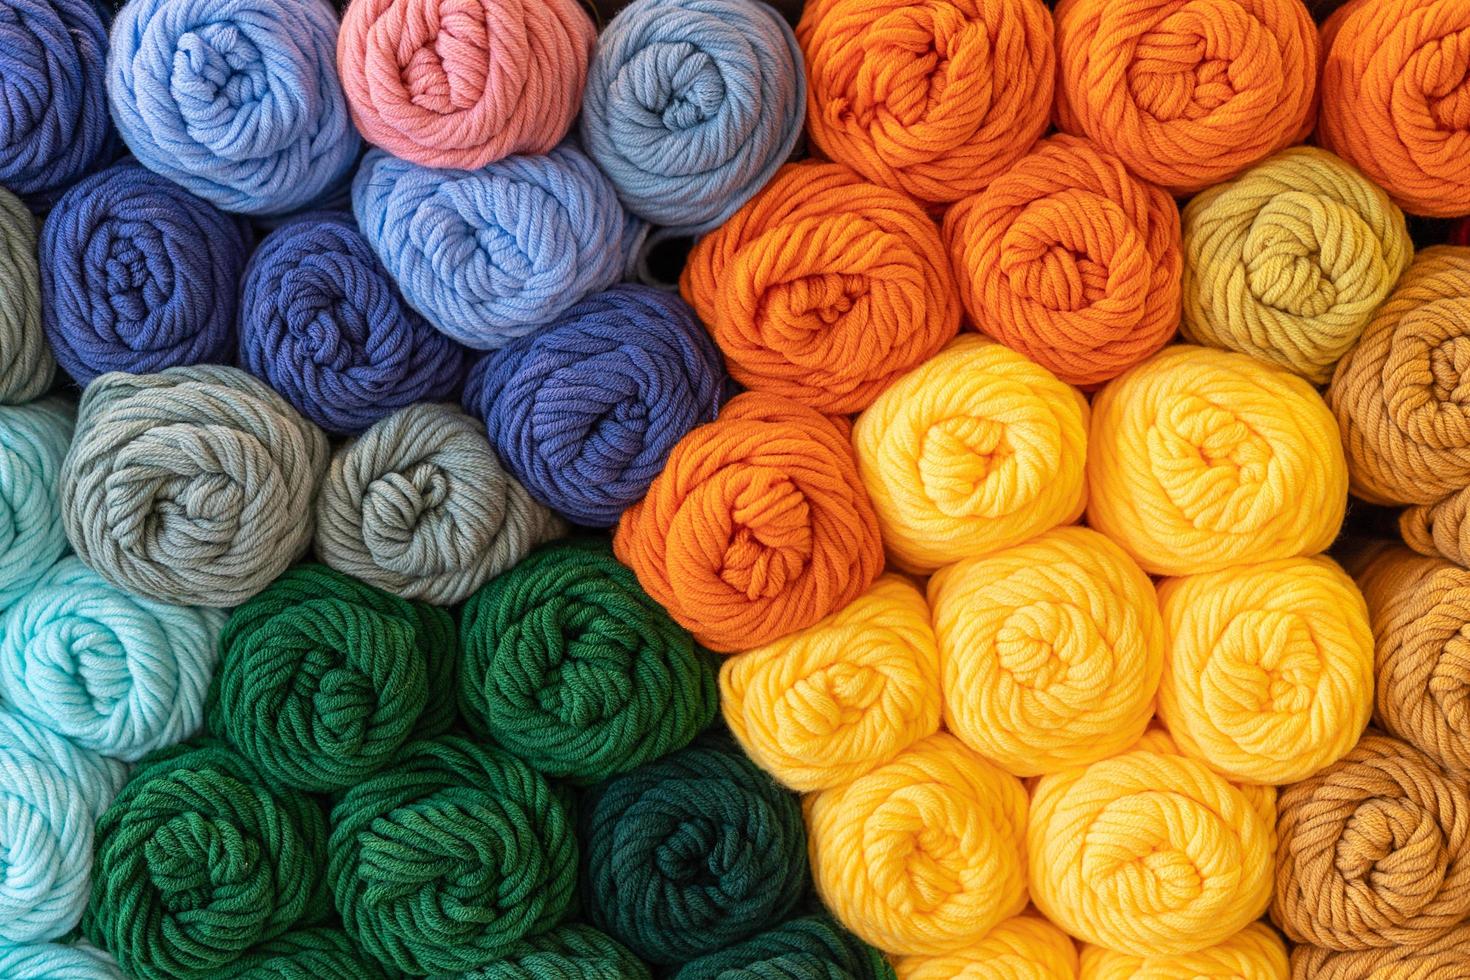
[1291,922,1470,978]
[1402,481,1470,567]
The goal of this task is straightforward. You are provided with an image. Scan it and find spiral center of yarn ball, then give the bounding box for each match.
[853,4,975,127]
[1212,610,1319,716]
[920,415,1014,516]
[1334,796,1443,889]
[1243,194,1351,317]
[996,601,1102,692]
[1152,395,1273,525]
[1126,9,1262,122]
[718,472,813,600]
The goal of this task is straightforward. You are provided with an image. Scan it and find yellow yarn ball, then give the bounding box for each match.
[929,526,1163,777]
[895,916,1079,979]
[1087,345,1347,577]
[1157,556,1374,786]
[853,335,1089,573]
[806,732,1029,956]
[1182,146,1412,383]
[1079,922,1289,979]
[720,573,941,792]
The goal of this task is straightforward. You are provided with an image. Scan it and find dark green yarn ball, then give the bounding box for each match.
[580,735,808,965]
[328,736,579,976]
[218,927,392,979]
[458,539,718,784]
[83,740,330,980]
[671,916,895,979]
[444,923,651,979]
[207,563,457,792]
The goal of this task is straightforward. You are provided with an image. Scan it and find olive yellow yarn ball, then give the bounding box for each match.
[894,916,1079,979]
[1079,922,1288,979]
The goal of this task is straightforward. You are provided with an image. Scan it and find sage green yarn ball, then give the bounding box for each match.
[443,923,650,979]
[672,915,895,979]
[218,928,392,979]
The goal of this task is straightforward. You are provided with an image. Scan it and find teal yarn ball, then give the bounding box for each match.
[0,556,224,761]
[207,563,457,792]
[216,928,392,979]
[0,398,73,610]
[0,940,125,979]
[446,923,651,979]
[672,915,896,979]
[580,735,808,964]
[328,736,578,976]
[458,539,718,784]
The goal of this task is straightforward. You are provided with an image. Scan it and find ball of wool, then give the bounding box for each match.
[681,161,960,414]
[929,526,1164,778]
[207,564,456,792]
[1053,0,1317,195]
[40,161,248,385]
[84,740,330,980]
[338,0,594,171]
[580,735,807,964]
[853,335,1089,573]
[797,0,1052,207]
[1290,922,1470,979]
[614,391,883,653]
[465,283,725,527]
[328,736,578,975]
[1087,345,1347,577]
[107,0,360,216]
[720,573,940,792]
[60,365,329,607]
[239,212,468,436]
[0,941,125,980]
[673,915,893,980]
[943,135,1181,389]
[1181,147,1413,383]
[454,924,651,980]
[314,403,564,605]
[1272,731,1470,950]
[0,187,54,403]
[0,399,73,610]
[1079,923,1288,980]
[581,0,805,235]
[352,144,636,350]
[894,916,1079,980]
[216,928,392,980]
[1401,481,1470,567]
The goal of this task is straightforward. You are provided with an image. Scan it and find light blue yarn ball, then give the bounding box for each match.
[0,940,125,979]
[353,143,641,350]
[107,0,361,217]
[0,556,224,762]
[0,399,73,611]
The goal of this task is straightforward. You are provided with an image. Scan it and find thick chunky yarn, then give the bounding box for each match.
[853,335,1088,573]
[1181,147,1412,383]
[1291,923,1470,979]
[239,213,468,436]
[1053,0,1317,194]
[465,284,724,527]
[720,573,940,791]
[681,161,959,414]
[581,736,807,964]
[929,526,1164,777]
[614,391,883,652]
[797,0,1052,207]
[84,741,330,980]
[0,941,124,979]
[674,915,892,980]
[944,135,1180,388]
[1272,731,1470,950]
[216,928,391,979]
[207,564,456,792]
[1402,481,1470,566]
[0,187,53,402]
[107,0,360,216]
[0,399,72,610]
[338,0,594,170]
[315,403,563,605]
[582,0,804,235]
[807,732,1029,956]
[1088,345,1347,577]
[1080,923,1288,980]
[60,365,328,607]
[894,916,1079,980]
[458,924,651,980]
[40,161,248,385]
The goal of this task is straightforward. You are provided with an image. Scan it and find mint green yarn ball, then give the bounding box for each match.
[0,398,72,609]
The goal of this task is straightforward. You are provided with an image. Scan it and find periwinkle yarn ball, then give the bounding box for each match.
[41,161,249,385]
[0,187,55,402]
[106,0,360,216]
[465,284,725,526]
[0,398,72,610]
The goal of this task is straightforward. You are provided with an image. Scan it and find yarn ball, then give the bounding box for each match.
[1087,345,1347,577]
[853,335,1089,573]
[0,941,125,980]
[60,365,329,607]
[40,161,248,385]
[1079,923,1288,979]
[894,916,1079,980]
[929,526,1164,778]
[797,0,1052,207]
[681,161,960,414]
[1271,731,1470,950]
[943,134,1181,389]
[216,928,392,980]
[1401,480,1470,567]
[580,735,807,964]
[0,399,73,610]
[315,403,564,605]
[338,0,594,170]
[238,212,468,436]
[207,564,457,792]
[107,0,360,216]
[673,915,893,980]
[1053,0,1318,194]
[465,284,725,527]
[0,187,54,402]
[614,391,884,653]
[327,736,577,975]
[454,924,651,980]
[720,573,940,792]
[1290,922,1470,979]
[84,740,330,980]
[1181,146,1413,383]
[352,144,636,350]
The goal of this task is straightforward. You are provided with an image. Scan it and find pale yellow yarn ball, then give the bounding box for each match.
[895,916,1080,979]
[1079,922,1289,979]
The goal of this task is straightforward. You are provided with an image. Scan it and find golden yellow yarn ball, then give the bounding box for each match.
[806,732,1029,956]
[853,335,1088,573]
[1079,922,1289,979]
[929,526,1163,777]
[720,573,941,792]
[1086,345,1347,577]
[895,916,1079,979]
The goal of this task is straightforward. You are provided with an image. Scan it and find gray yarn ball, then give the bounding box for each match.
[0,188,55,403]
[315,402,565,605]
[61,365,329,606]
